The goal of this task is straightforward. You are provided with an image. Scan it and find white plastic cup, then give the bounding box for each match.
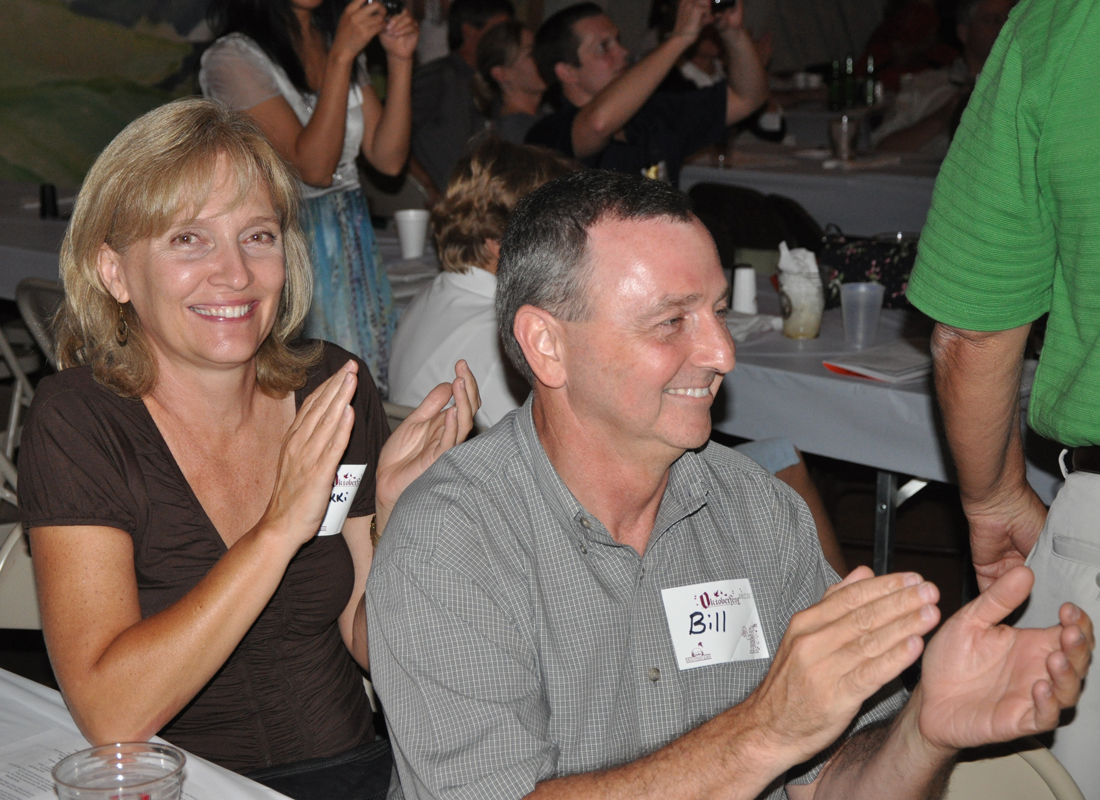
[731,266,757,314]
[394,209,430,260]
[840,282,886,349]
[53,743,185,800]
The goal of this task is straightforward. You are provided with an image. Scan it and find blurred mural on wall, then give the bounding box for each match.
[1,0,207,187]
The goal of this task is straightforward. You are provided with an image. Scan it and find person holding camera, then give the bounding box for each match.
[525,0,767,186]
[201,0,419,396]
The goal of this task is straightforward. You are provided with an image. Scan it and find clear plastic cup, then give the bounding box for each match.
[53,743,185,800]
[829,115,860,162]
[394,208,430,260]
[841,282,886,349]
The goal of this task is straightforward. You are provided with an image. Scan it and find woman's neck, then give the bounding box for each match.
[145,359,269,440]
[292,6,313,37]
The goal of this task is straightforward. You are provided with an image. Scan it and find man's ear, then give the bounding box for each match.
[957,22,970,48]
[96,244,131,304]
[554,61,578,90]
[513,304,567,389]
[489,64,508,88]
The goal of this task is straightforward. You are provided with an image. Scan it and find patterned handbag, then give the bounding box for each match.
[818,225,919,309]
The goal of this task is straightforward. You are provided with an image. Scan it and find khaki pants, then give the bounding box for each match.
[1018,460,1100,799]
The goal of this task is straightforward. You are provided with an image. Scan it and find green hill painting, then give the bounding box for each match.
[1,0,204,186]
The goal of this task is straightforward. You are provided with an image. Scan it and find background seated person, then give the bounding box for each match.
[873,0,1014,155]
[389,138,572,429]
[19,99,479,800]
[411,0,514,196]
[476,20,547,144]
[861,0,959,91]
[525,0,767,185]
[367,170,1092,800]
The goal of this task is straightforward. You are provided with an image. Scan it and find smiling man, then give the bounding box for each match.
[366,171,1093,800]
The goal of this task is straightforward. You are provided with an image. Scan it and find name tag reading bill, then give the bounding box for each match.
[317,464,367,536]
[661,579,770,670]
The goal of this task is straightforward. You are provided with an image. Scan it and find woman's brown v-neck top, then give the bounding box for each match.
[18,343,388,773]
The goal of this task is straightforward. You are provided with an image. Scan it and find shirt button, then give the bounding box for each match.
[1095,573,1100,589]
[648,667,660,682]
[580,544,588,555]
[580,518,591,529]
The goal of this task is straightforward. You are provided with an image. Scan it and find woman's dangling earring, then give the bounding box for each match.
[115,303,128,346]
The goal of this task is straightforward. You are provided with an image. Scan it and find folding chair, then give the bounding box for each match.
[945,737,1084,800]
[0,523,40,629]
[15,277,63,369]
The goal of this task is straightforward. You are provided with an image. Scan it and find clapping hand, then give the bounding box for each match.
[262,361,359,552]
[746,567,941,766]
[380,9,420,61]
[917,566,1093,749]
[374,360,481,529]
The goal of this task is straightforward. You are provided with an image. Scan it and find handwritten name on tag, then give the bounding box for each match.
[317,464,367,536]
[661,579,770,670]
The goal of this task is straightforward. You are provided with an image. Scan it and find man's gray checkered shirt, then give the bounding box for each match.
[366,399,906,800]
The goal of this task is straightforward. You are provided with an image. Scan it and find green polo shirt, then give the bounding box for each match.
[907,0,1100,446]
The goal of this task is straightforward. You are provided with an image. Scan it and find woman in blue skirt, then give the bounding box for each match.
[202,0,418,394]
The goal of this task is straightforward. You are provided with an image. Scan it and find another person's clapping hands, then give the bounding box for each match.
[375,359,480,531]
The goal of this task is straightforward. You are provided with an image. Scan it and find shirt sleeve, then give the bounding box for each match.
[906,23,1056,331]
[18,387,139,534]
[367,507,555,800]
[657,85,729,163]
[200,35,285,111]
[524,106,579,158]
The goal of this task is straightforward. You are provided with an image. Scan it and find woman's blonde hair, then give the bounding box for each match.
[55,97,320,398]
[432,138,574,273]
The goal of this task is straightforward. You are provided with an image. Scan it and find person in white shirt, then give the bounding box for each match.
[389,138,574,429]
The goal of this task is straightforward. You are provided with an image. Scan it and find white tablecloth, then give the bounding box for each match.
[680,147,940,236]
[718,278,1063,505]
[0,667,288,799]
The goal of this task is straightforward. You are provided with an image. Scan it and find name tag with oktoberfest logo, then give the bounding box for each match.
[660,579,770,670]
[317,464,367,536]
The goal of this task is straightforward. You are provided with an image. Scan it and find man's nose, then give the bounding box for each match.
[697,313,736,373]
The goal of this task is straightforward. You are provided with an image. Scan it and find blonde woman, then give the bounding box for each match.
[19,99,478,800]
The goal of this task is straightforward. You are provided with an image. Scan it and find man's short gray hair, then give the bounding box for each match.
[495,170,695,385]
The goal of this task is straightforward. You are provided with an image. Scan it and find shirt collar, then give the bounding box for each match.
[442,266,497,299]
[513,397,712,553]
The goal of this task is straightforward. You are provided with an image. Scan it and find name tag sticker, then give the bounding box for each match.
[317,464,367,536]
[660,579,770,670]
